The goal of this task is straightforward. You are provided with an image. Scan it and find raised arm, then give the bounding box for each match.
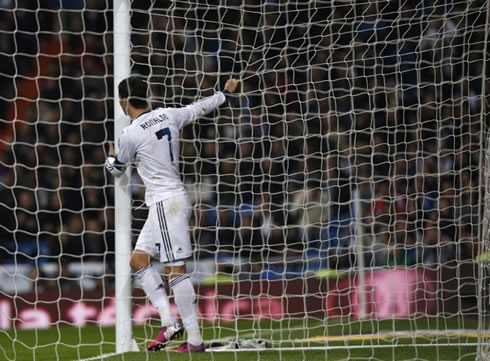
[172,78,240,129]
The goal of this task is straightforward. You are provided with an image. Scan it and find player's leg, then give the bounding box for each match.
[132,212,182,351]
[166,264,204,352]
[156,195,204,352]
[130,250,176,327]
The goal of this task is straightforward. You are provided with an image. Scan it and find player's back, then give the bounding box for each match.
[116,91,227,205]
[126,107,186,205]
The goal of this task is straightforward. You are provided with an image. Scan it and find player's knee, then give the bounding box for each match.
[165,265,187,279]
[129,257,139,271]
[130,252,150,271]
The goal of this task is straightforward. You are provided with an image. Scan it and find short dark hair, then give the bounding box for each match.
[118,77,149,109]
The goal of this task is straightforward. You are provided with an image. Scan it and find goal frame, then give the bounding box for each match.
[113,0,134,353]
[478,1,490,359]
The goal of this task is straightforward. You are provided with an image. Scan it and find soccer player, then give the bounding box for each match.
[105,77,239,352]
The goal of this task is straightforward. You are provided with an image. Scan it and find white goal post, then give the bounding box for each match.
[113,0,135,354]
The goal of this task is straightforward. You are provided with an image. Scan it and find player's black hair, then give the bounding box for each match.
[118,76,149,109]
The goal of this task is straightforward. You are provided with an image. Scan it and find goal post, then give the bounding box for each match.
[477,0,490,359]
[113,0,134,354]
[478,136,490,360]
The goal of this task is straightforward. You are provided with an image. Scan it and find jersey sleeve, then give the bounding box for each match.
[170,91,227,129]
[115,128,136,165]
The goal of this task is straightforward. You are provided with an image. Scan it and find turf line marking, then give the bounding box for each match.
[204,343,481,352]
[76,351,119,361]
[292,329,490,343]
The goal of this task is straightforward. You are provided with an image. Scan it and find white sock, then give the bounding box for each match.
[170,274,203,345]
[135,265,176,327]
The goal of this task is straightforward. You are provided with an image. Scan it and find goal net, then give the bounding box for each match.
[0,0,489,360]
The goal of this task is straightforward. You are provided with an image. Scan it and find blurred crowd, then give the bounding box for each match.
[0,0,488,287]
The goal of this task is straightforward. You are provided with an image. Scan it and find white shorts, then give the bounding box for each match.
[135,195,192,264]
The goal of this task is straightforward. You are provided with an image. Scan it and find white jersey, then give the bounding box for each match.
[116,91,227,206]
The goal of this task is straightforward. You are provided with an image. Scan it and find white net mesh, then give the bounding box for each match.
[0,0,489,360]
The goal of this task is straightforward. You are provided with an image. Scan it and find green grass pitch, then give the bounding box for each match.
[0,318,482,361]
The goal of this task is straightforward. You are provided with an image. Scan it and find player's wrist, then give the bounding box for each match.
[105,156,124,177]
[222,89,232,102]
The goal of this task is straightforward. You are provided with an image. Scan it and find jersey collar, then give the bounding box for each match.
[133,109,152,121]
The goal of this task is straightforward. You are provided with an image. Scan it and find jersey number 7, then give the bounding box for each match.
[155,127,174,162]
